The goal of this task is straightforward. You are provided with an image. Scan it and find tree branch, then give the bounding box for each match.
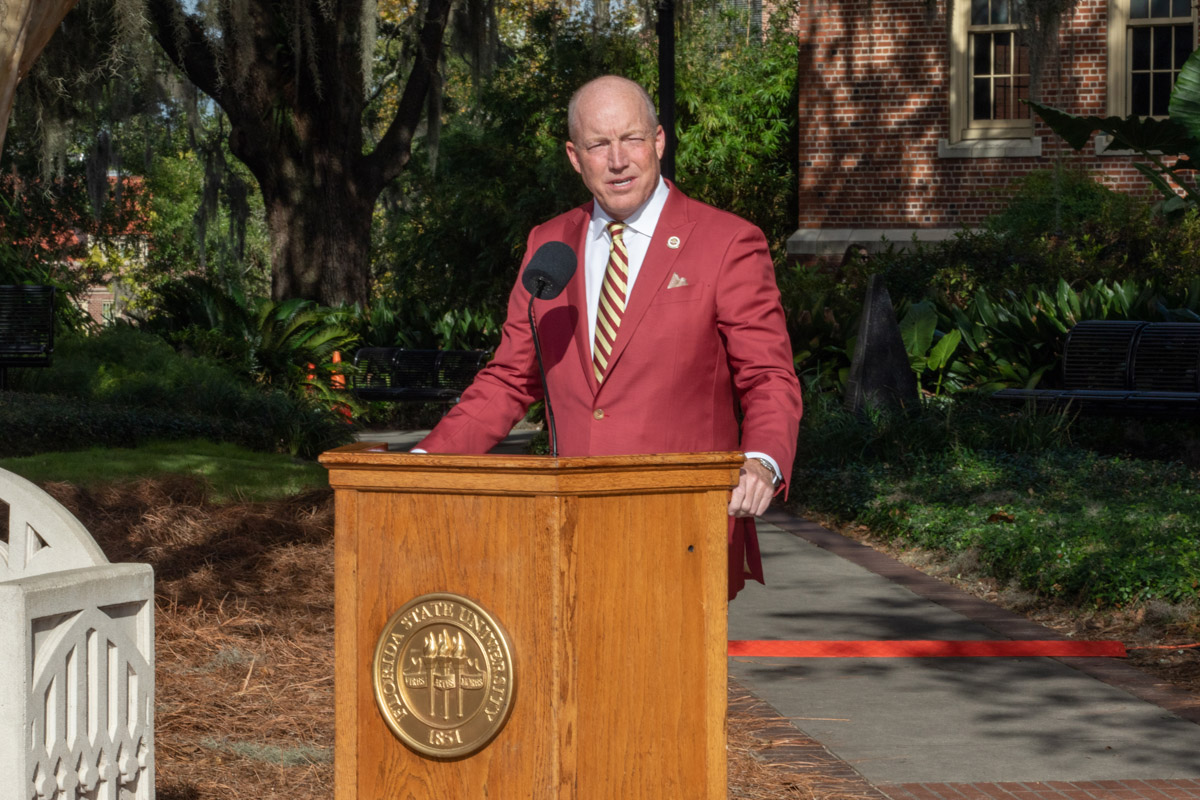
[362,0,454,193]
[143,0,225,108]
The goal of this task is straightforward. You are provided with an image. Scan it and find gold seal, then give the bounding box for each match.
[372,593,516,758]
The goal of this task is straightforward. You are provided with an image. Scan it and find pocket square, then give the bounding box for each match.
[667,273,689,289]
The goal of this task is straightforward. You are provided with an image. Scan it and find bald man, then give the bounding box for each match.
[417,75,802,599]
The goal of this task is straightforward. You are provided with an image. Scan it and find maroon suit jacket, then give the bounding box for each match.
[418,185,803,598]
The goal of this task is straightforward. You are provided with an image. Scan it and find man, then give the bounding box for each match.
[416,75,802,599]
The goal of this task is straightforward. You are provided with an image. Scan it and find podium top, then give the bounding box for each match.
[319,442,744,496]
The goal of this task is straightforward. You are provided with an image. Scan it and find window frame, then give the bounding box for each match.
[949,0,1035,144]
[1107,0,1198,118]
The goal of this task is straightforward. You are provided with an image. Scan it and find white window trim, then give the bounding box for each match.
[949,0,1036,145]
[1107,0,1199,117]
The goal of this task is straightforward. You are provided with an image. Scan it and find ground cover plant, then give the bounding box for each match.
[0,439,327,502]
[793,392,1200,609]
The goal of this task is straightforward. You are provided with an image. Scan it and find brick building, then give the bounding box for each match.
[787,0,1196,261]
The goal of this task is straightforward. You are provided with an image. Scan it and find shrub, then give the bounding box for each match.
[0,391,230,457]
[793,395,1200,606]
[7,326,353,458]
[858,167,1200,302]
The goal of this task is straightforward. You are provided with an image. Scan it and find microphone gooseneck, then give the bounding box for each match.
[521,242,578,458]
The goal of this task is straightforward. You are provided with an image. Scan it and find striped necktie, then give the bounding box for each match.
[592,221,628,384]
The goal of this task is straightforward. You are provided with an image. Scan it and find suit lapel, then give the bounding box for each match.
[563,203,602,397]
[600,188,697,387]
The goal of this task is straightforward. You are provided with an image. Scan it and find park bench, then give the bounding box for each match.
[350,347,490,403]
[992,319,1200,416]
[0,285,55,391]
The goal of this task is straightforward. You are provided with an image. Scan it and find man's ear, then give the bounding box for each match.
[654,125,665,159]
[565,140,583,174]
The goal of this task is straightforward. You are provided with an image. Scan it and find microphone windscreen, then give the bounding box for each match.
[521,241,577,300]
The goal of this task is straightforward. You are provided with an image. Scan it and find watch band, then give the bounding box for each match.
[750,456,782,487]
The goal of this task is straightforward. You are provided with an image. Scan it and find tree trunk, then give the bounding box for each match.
[257,160,376,306]
[144,0,453,307]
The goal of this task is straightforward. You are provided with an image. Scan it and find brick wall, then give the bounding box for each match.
[793,0,1162,235]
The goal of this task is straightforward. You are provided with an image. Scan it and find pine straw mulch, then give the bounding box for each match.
[44,477,875,800]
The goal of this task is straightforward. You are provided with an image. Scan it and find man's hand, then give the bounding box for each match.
[728,458,776,518]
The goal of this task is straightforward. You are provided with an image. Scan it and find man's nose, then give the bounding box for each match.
[607,142,630,170]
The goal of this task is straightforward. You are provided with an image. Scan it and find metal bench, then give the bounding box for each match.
[350,348,489,403]
[0,285,55,391]
[993,320,1200,416]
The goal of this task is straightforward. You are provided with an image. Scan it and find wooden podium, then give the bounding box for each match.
[320,443,740,800]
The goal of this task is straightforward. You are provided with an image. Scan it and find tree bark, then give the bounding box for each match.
[143,0,454,307]
[0,0,81,157]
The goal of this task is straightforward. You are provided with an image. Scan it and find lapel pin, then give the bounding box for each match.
[667,235,681,249]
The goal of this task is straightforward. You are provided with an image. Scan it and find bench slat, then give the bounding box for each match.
[0,285,55,368]
[994,319,1200,417]
[351,348,489,403]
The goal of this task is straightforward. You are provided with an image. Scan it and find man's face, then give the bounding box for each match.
[565,82,665,221]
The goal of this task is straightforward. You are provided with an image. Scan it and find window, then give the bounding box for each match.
[949,0,1034,143]
[1109,0,1197,117]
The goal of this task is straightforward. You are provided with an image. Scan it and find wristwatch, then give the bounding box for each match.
[749,456,782,487]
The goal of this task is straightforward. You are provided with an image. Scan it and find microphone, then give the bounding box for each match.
[521,242,577,458]
[521,241,577,300]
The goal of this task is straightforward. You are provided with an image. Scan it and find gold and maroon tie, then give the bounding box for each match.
[592,221,628,384]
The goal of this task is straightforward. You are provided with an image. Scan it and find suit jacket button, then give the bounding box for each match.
[593,408,604,420]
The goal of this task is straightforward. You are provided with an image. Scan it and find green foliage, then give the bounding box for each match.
[0,439,328,503]
[6,326,353,458]
[133,133,273,307]
[338,296,500,351]
[136,278,359,396]
[794,394,1200,607]
[0,390,230,458]
[898,300,966,396]
[375,10,615,319]
[856,167,1193,303]
[1028,49,1200,214]
[674,2,799,252]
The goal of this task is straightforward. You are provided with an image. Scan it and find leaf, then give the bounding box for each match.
[1026,100,1197,155]
[1169,49,1200,143]
[928,329,962,372]
[1133,162,1186,202]
[899,300,937,358]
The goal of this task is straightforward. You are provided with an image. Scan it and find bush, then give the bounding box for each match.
[7,326,354,458]
[793,394,1200,606]
[0,391,230,457]
[857,167,1200,303]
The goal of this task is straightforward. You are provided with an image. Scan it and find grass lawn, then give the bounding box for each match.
[0,439,329,503]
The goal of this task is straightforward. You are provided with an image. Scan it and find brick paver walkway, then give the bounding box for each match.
[879,780,1200,799]
[733,681,1200,799]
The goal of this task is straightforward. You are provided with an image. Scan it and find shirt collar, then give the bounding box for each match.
[588,177,670,241]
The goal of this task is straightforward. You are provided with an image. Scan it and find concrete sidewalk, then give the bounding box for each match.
[730,509,1200,799]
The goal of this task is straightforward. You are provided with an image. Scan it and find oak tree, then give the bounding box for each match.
[142,0,454,306]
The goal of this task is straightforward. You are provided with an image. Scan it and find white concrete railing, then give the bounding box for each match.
[0,468,154,800]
